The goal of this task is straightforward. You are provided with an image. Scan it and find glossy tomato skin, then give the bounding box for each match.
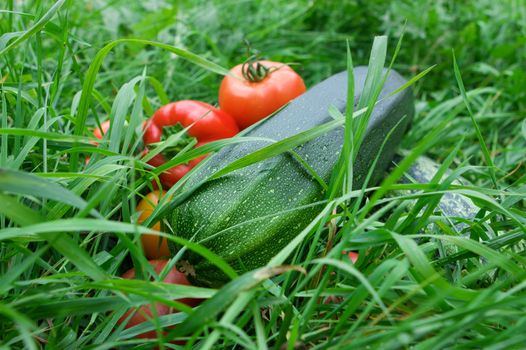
[142,143,208,189]
[219,60,306,129]
[146,101,239,143]
[117,260,200,340]
[137,191,171,259]
[143,101,238,189]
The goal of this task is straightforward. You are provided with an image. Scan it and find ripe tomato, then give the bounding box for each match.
[144,101,239,144]
[142,141,209,190]
[343,251,358,263]
[348,252,358,263]
[219,60,306,129]
[117,260,200,340]
[92,120,111,142]
[137,191,170,259]
[86,120,112,164]
[143,101,239,189]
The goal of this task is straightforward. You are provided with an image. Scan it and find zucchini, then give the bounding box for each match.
[170,67,414,287]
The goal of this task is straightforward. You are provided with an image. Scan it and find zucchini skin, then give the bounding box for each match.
[170,67,414,287]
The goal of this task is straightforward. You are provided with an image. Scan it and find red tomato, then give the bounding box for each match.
[143,101,238,189]
[219,60,306,129]
[144,101,239,144]
[343,251,359,263]
[142,144,208,189]
[137,191,171,259]
[117,260,200,340]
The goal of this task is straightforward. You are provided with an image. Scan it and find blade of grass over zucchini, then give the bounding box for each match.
[326,39,355,201]
[396,138,465,234]
[208,116,349,180]
[351,36,388,154]
[358,115,452,220]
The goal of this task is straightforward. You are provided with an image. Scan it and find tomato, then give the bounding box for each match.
[143,101,239,189]
[343,251,358,263]
[142,142,208,190]
[348,252,359,263]
[144,101,239,144]
[117,260,200,340]
[93,120,111,141]
[86,120,111,164]
[219,60,306,129]
[137,191,171,259]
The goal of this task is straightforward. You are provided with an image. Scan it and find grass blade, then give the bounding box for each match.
[452,50,497,187]
[0,0,66,57]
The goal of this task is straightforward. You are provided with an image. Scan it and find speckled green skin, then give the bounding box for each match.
[170,67,414,287]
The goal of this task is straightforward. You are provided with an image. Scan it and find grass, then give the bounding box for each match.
[1,0,526,349]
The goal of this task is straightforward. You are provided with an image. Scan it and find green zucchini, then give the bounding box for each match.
[170,67,414,287]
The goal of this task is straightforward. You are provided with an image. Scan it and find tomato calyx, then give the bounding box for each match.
[161,124,184,142]
[158,124,193,160]
[241,55,278,82]
[219,60,306,129]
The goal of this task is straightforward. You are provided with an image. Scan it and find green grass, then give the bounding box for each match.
[1,0,526,349]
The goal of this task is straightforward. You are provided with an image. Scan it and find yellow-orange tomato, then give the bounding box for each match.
[137,191,171,259]
[219,60,306,129]
[92,120,111,142]
[86,120,112,164]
